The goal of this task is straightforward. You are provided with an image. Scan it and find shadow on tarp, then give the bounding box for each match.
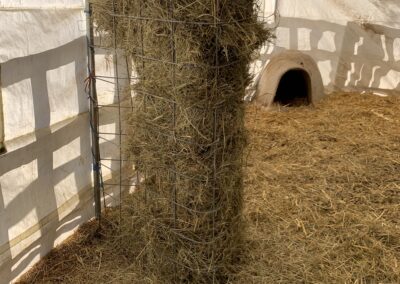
[0,37,93,283]
[255,17,400,94]
[0,34,135,283]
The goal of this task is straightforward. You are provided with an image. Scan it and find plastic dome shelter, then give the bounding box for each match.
[0,0,399,282]
[254,50,324,107]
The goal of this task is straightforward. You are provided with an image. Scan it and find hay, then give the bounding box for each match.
[89,0,269,282]
[240,92,400,283]
[18,93,400,283]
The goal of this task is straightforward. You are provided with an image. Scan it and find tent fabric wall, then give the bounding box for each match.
[0,1,97,283]
[252,0,400,96]
[0,1,127,282]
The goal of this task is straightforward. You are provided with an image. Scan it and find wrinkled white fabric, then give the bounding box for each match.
[252,0,400,94]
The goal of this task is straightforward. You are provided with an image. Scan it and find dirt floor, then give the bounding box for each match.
[19,92,400,283]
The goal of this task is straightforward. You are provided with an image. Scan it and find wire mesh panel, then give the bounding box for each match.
[87,0,272,282]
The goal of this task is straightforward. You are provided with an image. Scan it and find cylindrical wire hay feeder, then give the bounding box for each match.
[92,0,270,282]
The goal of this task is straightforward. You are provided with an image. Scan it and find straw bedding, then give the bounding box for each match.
[19,92,400,283]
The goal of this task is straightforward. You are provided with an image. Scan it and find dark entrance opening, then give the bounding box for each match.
[274,69,311,106]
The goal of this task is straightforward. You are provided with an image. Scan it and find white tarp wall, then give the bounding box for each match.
[252,0,400,96]
[0,1,96,283]
[0,1,127,282]
[0,0,132,282]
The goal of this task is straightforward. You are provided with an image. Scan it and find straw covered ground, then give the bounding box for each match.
[19,92,400,283]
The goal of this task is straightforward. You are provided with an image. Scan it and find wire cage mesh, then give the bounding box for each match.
[85,0,274,282]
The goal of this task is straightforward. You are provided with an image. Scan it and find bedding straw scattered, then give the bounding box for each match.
[19,93,400,283]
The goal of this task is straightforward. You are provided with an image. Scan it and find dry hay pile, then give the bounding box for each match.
[90,0,269,282]
[240,92,400,283]
[19,92,400,283]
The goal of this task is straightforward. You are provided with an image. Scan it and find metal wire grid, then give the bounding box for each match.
[85,0,277,281]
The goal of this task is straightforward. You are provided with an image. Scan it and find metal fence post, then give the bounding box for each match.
[85,1,102,220]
